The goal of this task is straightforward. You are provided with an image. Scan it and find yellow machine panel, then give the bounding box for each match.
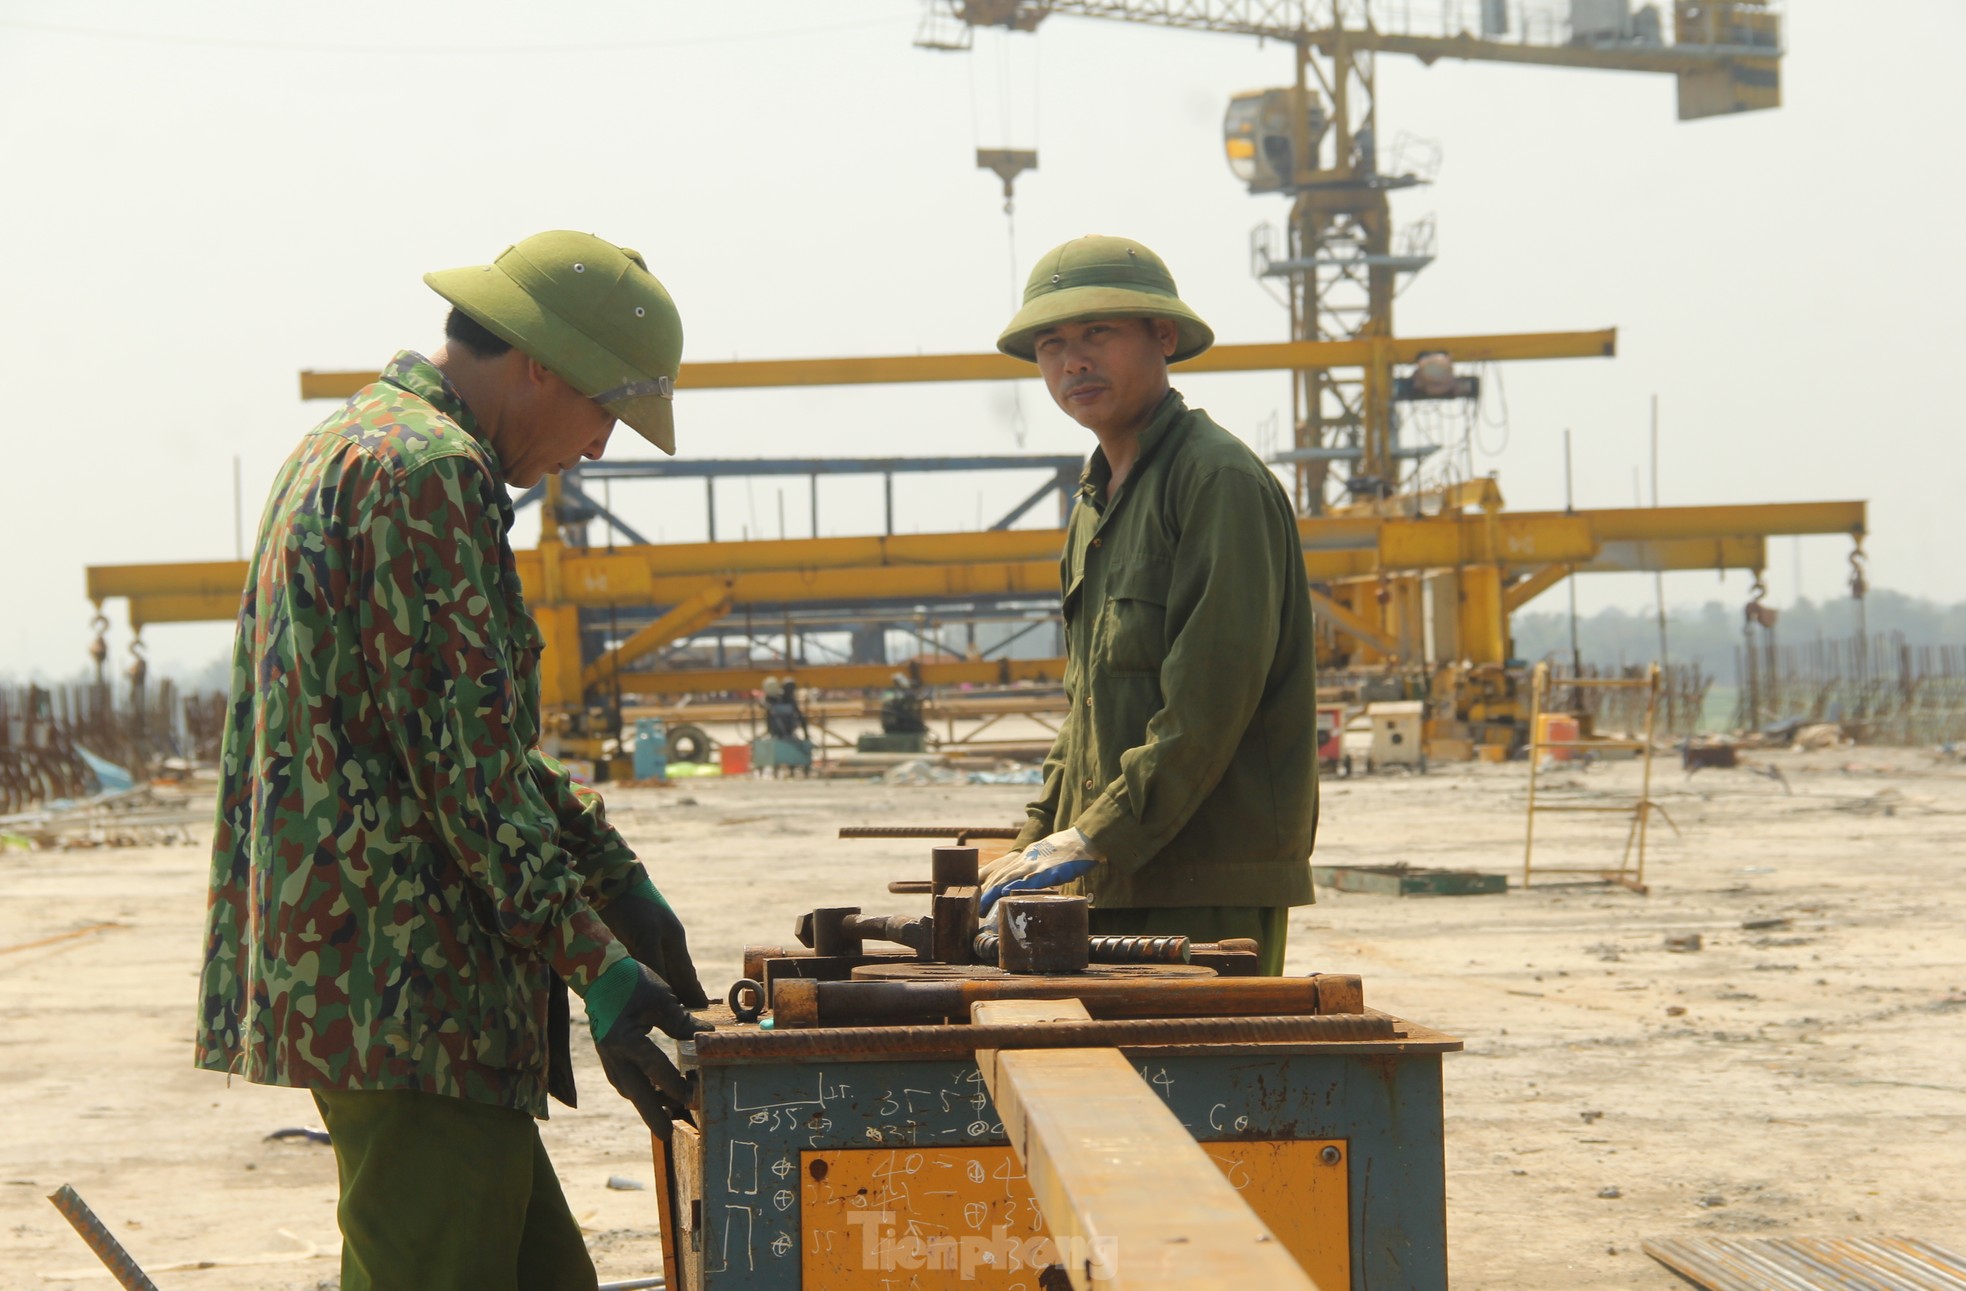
[799,1140,1349,1288]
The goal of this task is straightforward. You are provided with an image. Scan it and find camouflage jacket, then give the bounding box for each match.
[195,352,640,1118]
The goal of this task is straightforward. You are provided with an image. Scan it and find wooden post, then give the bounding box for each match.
[971,997,1322,1291]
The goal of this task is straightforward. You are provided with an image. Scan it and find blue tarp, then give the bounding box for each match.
[72,746,135,794]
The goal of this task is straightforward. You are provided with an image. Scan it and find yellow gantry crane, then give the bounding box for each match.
[82,5,1820,750]
[917,0,1782,510]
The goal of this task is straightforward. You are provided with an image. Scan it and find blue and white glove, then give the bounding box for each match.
[978,828,1103,915]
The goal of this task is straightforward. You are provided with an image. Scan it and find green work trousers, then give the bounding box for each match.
[1087,906,1289,976]
[312,1089,596,1291]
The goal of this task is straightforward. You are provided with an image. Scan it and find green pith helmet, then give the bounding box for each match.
[424,231,684,454]
[997,235,1213,363]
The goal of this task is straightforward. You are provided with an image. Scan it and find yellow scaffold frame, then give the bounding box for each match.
[1523,662,1675,895]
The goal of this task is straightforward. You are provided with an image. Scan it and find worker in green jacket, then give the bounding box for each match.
[977,235,1319,975]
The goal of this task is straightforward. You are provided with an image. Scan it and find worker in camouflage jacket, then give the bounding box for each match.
[977,236,1319,975]
[196,231,708,1291]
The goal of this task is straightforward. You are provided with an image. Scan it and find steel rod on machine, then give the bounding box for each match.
[971,998,1324,1291]
[694,1012,1394,1062]
[767,973,1357,1027]
[840,824,1023,841]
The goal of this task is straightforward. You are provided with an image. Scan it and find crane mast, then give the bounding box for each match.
[920,0,1782,513]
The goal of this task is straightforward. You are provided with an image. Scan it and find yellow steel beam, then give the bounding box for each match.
[539,529,1068,582]
[120,593,242,628]
[583,583,733,693]
[1304,587,1400,657]
[615,656,1070,697]
[87,561,248,603]
[1583,535,1767,575]
[1576,503,1863,543]
[1503,565,1571,614]
[549,558,1060,614]
[296,329,1616,399]
[84,501,1859,627]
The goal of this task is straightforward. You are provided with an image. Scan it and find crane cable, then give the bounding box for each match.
[974,25,1036,449]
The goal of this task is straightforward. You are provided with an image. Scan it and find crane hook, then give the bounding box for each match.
[87,613,110,680]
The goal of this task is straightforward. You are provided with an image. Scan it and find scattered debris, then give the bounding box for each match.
[968,765,1044,786]
[0,922,126,958]
[1740,917,1791,931]
[1791,723,1848,752]
[605,1175,648,1191]
[1665,933,1704,953]
[264,1127,331,1145]
[1579,1110,1605,1124]
[0,785,208,851]
[1598,1186,1623,1199]
[1665,1006,1687,1017]
[1744,761,1792,794]
[1681,741,1738,772]
[883,758,1045,787]
[1697,1194,1726,1208]
[1312,864,1507,897]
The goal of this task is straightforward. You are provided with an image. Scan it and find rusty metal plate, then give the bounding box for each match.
[1644,1235,1966,1290]
[799,1139,1349,1288]
[847,962,1215,981]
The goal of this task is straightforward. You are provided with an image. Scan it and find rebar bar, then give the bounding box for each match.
[970,932,1191,964]
[46,1185,159,1291]
[837,825,1022,841]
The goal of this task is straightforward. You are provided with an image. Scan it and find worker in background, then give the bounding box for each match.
[976,235,1319,975]
[760,675,814,777]
[196,231,711,1291]
[880,671,928,737]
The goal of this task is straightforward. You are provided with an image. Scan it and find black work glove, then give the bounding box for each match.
[602,879,711,1010]
[588,958,715,1139]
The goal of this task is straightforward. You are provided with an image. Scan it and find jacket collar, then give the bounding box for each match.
[376,350,512,522]
[1078,388,1188,503]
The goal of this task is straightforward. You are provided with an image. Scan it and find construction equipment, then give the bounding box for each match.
[903,0,1808,741]
[919,0,1783,509]
[656,842,1460,1288]
[82,494,1864,713]
[80,7,1832,744]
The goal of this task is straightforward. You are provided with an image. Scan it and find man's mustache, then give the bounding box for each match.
[1061,376,1108,396]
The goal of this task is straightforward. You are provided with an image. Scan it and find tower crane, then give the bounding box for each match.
[917,1,1782,513]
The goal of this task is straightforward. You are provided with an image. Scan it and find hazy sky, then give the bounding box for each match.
[3,1,1961,679]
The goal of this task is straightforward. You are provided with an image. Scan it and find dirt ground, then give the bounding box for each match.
[2,746,1962,1288]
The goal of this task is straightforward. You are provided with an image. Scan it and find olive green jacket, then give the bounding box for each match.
[1013,391,1318,908]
